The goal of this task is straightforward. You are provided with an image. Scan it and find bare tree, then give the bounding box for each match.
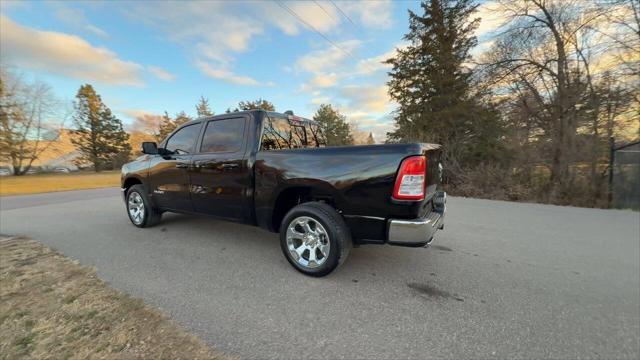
[0,69,67,175]
[478,0,637,202]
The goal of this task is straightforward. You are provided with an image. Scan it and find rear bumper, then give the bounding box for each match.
[387,191,446,246]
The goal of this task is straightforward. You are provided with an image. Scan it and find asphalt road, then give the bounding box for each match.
[1,188,639,359]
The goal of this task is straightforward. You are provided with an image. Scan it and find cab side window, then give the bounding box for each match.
[261,117,306,150]
[165,124,201,154]
[200,118,245,153]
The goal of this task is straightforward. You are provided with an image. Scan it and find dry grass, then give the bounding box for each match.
[0,171,120,196]
[0,236,229,360]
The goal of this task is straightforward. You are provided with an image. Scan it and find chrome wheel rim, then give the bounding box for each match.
[128,192,145,225]
[286,216,330,269]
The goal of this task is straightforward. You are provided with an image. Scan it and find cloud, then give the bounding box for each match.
[129,1,268,86]
[473,1,509,38]
[293,40,406,97]
[310,96,331,105]
[340,85,393,113]
[120,109,166,134]
[268,1,340,35]
[85,25,108,38]
[303,73,339,90]
[130,1,259,52]
[295,40,359,73]
[53,6,108,38]
[0,0,29,12]
[147,66,176,82]
[310,84,395,141]
[296,40,362,91]
[126,1,391,87]
[470,39,496,59]
[0,16,144,86]
[340,1,394,29]
[195,60,260,86]
[258,1,392,35]
[295,43,398,143]
[354,49,398,75]
[121,109,158,120]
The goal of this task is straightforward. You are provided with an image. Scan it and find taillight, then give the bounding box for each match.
[393,156,427,201]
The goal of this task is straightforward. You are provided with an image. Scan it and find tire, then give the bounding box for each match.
[279,202,352,277]
[126,184,161,228]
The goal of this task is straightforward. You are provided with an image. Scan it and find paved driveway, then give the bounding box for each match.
[1,189,638,359]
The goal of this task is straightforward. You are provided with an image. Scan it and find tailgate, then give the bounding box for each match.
[421,144,443,199]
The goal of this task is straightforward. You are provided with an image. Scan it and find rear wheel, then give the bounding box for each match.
[279,202,352,277]
[126,184,161,228]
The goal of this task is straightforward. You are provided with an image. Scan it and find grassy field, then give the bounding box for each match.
[0,171,120,196]
[0,236,228,359]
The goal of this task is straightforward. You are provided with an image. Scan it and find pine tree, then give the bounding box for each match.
[366,132,375,145]
[71,84,131,171]
[385,0,502,178]
[313,104,353,146]
[157,111,174,142]
[174,111,191,127]
[195,96,214,117]
[158,111,192,142]
[235,98,275,112]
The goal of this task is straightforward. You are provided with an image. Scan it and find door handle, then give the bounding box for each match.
[175,162,189,169]
[221,163,239,170]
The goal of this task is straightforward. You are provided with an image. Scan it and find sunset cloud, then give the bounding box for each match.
[0,16,143,86]
[340,85,393,113]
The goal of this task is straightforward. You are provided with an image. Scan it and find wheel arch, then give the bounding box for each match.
[122,175,144,194]
[269,182,343,232]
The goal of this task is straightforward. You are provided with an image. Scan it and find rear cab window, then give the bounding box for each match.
[260,115,327,150]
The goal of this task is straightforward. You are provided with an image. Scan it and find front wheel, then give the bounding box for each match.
[126,184,161,228]
[279,202,352,277]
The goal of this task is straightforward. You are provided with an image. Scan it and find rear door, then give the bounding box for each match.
[188,116,249,220]
[149,122,202,212]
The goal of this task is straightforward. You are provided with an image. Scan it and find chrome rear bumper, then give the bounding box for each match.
[387,191,446,246]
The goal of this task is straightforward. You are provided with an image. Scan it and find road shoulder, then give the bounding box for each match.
[0,235,230,359]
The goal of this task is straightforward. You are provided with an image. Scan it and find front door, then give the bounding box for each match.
[149,122,202,212]
[188,116,249,221]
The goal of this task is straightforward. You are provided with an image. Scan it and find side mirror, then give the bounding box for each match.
[142,142,158,155]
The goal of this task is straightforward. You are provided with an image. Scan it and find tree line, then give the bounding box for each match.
[385,0,638,207]
[1,74,365,174]
[3,0,635,208]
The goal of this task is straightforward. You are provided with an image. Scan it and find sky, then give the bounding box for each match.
[0,0,500,141]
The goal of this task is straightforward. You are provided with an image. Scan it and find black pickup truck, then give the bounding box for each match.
[121,110,446,276]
